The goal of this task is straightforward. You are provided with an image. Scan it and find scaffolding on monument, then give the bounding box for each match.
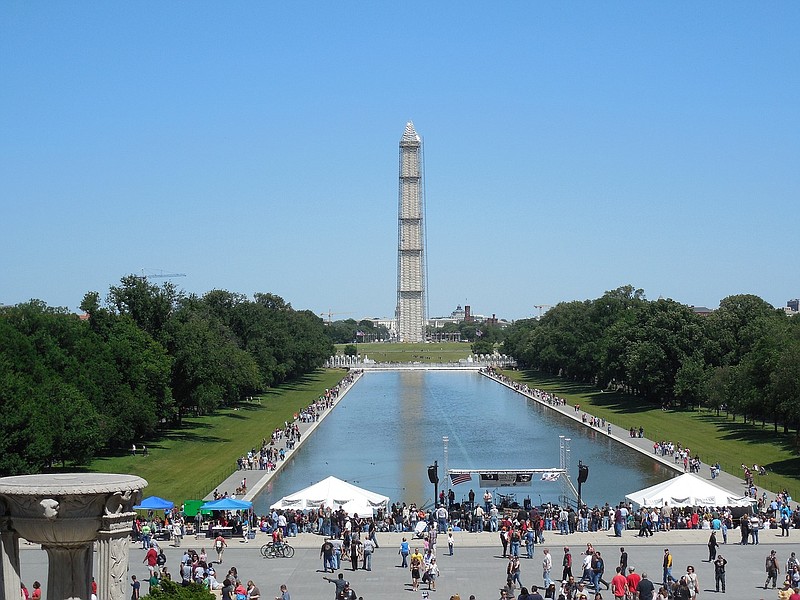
[395,121,427,342]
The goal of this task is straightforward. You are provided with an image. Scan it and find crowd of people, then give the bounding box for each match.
[234,371,362,474]
[132,536,289,600]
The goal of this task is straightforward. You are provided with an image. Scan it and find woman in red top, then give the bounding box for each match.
[31,582,42,600]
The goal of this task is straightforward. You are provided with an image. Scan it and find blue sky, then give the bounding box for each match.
[2,3,798,321]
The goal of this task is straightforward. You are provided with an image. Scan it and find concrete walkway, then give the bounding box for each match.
[205,371,364,502]
[481,370,773,500]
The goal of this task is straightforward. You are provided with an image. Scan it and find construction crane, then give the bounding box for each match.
[138,268,187,280]
[534,304,553,318]
[319,310,354,325]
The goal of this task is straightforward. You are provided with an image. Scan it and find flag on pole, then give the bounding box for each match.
[450,473,473,486]
[541,471,561,482]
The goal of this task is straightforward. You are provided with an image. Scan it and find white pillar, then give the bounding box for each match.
[98,512,137,600]
[0,517,21,600]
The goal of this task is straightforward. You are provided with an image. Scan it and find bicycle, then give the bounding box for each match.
[260,541,294,558]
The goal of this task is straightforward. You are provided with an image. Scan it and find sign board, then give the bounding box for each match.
[479,471,534,488]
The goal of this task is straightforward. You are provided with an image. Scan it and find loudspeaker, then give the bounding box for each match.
[577,465,589,484]
[427,465,439,484]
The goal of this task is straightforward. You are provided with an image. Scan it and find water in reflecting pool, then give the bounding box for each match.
[252,371,674,513]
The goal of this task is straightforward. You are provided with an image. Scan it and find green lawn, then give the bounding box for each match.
[86,369,348,501]
[335,341,472,363]
[501,369,800,499]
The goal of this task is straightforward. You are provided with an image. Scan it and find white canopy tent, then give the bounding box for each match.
[270,476,390,515]
[625,473,754,508]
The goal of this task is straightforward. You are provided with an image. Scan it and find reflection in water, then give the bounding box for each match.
[252,371,675,514]
[399,371,426,503]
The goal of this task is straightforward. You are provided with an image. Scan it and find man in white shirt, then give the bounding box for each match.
[277,513,288,537]
[436,505,449,532]
[580,552,593,584]
[542,548,553,587]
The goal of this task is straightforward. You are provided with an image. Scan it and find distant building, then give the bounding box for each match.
[690,306,714,317]
[787,299,799,313]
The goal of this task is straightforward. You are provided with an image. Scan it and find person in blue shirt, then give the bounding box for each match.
[399,537,410,568]
[780,504,793,537]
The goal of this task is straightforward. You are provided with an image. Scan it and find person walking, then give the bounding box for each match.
[275,584,290,600]
[501,527,509,557]
[542,548,553,588]
[361,536,374,571]
[626,566,641,597]
[708,531,719,562]
[610,567,628,600]
[214,534,227,564]
[662,549,674,586]
[766,550,781,589]
[636,572,656,600]
[507,555,522,589]
[410,550,422,591]
[713,555,727,593]
[591,551,606,592]
[246,580,261,600]
[562,547,573,582]
[427,558,440,591]
[684,566,699,600]
[399,537,410,568]
[130,575,140,600]
[349,536,361,571]
[320,539,335,573]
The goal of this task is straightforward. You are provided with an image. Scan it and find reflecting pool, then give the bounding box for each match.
[252,371,675,513]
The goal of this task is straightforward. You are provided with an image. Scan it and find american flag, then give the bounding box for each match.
[356,330,365,337]
[541,471,561,482]
[450,473,473,486]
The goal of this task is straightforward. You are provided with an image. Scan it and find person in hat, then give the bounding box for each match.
[778,579,793,600]
[626,566,641,595]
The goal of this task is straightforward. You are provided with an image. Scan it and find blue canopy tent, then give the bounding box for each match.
[133,496,175,511]
[200,498,253,511]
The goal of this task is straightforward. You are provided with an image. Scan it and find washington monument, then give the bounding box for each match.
[395,121,427,342]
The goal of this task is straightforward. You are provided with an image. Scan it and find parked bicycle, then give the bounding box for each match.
[260,541,294,558]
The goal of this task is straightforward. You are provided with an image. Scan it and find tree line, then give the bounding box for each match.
[502,285,800,434]
[0,276,333,474]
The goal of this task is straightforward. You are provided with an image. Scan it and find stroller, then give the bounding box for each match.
[414,520,429,539]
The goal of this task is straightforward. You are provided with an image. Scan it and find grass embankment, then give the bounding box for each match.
[334,341,471,363]
[87,369,347,501]
[501,369,800,499]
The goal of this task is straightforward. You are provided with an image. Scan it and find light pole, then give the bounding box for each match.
[443,436,449,504]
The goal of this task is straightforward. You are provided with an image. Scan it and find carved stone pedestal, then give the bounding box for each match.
[0,473,147,600]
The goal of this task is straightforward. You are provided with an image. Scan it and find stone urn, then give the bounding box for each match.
[0,473,146,600]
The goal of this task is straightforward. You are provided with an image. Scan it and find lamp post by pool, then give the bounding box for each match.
[443,436,449,502]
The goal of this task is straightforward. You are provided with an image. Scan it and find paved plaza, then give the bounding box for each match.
[18,528,800,599]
